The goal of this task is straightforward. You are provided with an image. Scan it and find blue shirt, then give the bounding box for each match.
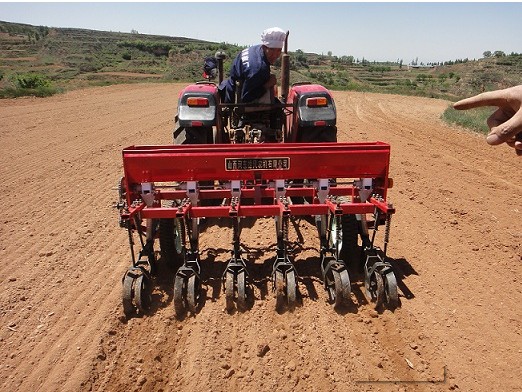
[219,45,271,103]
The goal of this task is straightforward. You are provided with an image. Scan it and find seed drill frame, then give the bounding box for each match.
[116,33,398,317]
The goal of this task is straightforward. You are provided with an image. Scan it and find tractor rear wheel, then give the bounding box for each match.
[159,216,183,269]
[341,213,360,267]
[173,119,213,145]
[295,125,337,143]
[334,196,359,267]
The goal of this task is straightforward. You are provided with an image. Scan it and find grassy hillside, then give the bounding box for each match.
[1,20,521,101]
[0,20,243,96]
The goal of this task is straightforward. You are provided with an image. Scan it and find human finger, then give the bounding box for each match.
[486,109,522,145]
[513,140,522,156]
[453,90,509,110]
[491,134,522,156]
[515,134,522,156]
[487,108,510,129]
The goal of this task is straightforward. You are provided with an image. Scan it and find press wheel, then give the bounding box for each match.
[173,274,186,317]
[286,269,297,310]
[324,261,336,303]
[225,271,235,312]
[187,274,199,314]
[365,269,384,308]
[383,272,399,310]
[374,271,384,308]
[122,272,136,317]
[275,270,285,311]
[237,270,247,312]
[134,274,151,313]
[332,268,351,308]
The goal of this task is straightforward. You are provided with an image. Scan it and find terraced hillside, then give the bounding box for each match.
[0,21,237,91]
[1,20,521,99]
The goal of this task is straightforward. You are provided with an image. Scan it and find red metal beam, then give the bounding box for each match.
[121,142,393,220]
[122,142,390,183]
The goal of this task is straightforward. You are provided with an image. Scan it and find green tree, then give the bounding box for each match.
[340,55,354,64]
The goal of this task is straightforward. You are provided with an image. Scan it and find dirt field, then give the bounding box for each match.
[1,83,520,392]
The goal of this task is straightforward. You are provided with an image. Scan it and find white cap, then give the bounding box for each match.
[261,27,286,49]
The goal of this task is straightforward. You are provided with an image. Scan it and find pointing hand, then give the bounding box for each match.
[453,85,522,156]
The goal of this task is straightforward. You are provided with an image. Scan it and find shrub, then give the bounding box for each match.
[0,73,59,98]
[16,73,51,89]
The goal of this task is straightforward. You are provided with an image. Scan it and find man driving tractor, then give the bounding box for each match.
[219,27,287,104]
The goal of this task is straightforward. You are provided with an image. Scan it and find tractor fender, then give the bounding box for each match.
[286,83,337,142]
[177,82,219,128]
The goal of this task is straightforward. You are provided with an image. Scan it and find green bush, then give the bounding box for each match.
[16,73,51,89]
[0,73,59,98]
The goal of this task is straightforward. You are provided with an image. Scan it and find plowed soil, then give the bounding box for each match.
[1,84,520,392]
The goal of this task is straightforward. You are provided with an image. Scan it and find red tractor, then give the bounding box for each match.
[117,34,398,318]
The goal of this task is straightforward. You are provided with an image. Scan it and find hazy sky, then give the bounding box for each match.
[1,2,521,63]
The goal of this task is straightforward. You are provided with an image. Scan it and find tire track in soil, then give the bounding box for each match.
[0,84,177,391]
[1,84,520,392]
[334,91,521,391]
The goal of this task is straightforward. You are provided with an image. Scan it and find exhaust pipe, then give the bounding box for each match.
[280,31,290,103]
[215,51,226,84]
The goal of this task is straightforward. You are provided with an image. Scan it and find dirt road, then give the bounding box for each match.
[1,84,520,392]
